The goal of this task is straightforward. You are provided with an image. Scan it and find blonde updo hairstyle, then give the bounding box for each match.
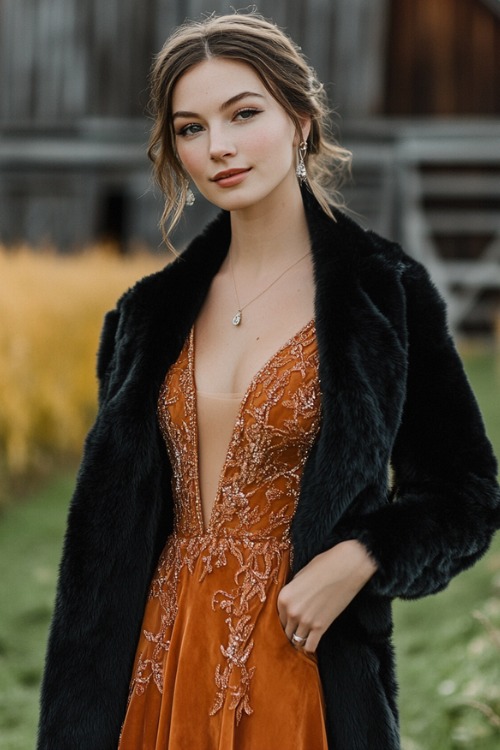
[148,11,351,251]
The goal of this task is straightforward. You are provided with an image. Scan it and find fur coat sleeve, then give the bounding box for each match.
[331,258,500,599]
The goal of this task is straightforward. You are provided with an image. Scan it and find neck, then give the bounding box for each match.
[228,181,311,273]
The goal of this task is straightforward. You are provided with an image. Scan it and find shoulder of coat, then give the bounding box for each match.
[111,209,231,324]
[330,207,410,276]
[114,261,177,317]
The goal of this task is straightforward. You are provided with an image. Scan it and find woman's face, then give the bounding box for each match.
[172,58,309,213]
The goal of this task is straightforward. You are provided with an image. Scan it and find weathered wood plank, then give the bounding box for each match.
[426,213,500,234]
[421,174,500,196]
[0,0,38,119]
[386,0,500,115]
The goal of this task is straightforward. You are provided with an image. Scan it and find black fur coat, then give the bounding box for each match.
[38,191,500,749]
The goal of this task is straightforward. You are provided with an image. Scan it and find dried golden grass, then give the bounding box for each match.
[0,244,165,486]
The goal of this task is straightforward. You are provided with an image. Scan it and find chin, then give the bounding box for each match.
[208,186,287,213]
[202,191,256,212]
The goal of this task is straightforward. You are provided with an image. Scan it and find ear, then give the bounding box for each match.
[294,116,311,145]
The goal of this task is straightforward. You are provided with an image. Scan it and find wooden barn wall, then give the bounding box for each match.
[386,0,500,115]
[0,0,157,121]
[0,0,389,123]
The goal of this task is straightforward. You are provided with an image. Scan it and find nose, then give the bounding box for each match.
[209,127,236,161]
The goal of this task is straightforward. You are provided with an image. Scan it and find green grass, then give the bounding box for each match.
[0,353,499,749]
[395,535,500,750]
[0,474,72,750]
[395,350,500,750]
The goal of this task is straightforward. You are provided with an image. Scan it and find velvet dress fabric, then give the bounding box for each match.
[37,190,500,750]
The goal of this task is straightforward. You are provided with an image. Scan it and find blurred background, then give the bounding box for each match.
[0,1,499,749]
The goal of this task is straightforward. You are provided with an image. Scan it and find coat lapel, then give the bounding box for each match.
[291,194,408,568]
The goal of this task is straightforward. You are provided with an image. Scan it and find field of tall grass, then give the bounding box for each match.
[0,245,166,499]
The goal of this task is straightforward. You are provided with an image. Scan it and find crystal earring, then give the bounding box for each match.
[296,141,308,184]
[185,183,195,206]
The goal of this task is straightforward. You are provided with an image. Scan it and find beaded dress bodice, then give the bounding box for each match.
[163,320,321,539]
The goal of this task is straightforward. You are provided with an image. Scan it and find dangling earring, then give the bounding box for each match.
[185,183,195,206]
[296,141,308,184]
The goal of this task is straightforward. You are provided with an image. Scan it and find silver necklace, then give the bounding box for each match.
[229,250,310,326]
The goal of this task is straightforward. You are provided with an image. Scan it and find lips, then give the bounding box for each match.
[211,168,251,182]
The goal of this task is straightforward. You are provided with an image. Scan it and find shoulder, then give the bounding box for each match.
[361,221,448,331]
[97,211,228,344]
[114,209,231,322]
[304,188,410,278]
[114,262,177,319]
[313,202,450,340]
[331,206,440,296]
[96,210,231,379]
[336,209,412,273]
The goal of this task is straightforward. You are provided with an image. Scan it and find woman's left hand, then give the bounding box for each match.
[277,540,378,654]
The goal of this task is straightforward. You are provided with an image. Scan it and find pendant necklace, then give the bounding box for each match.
[229,249,310,326]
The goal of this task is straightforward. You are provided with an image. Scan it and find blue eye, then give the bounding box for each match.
[235,108,261,121]
[177,123,204,137]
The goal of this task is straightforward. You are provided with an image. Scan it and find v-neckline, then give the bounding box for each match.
[189,319,315,534]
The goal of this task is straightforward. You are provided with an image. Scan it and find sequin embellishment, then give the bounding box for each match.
[129,320,321,723]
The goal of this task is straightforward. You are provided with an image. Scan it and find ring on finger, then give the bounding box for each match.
[291,632,308,646]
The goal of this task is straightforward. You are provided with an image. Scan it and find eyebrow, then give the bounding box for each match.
[172,91,265,120]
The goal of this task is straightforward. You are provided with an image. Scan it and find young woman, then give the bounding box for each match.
[38,12,500,750]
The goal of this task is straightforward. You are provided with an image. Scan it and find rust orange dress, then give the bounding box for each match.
[118,319,328,749]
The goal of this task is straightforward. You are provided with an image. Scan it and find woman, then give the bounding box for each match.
[38,12,500,750]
